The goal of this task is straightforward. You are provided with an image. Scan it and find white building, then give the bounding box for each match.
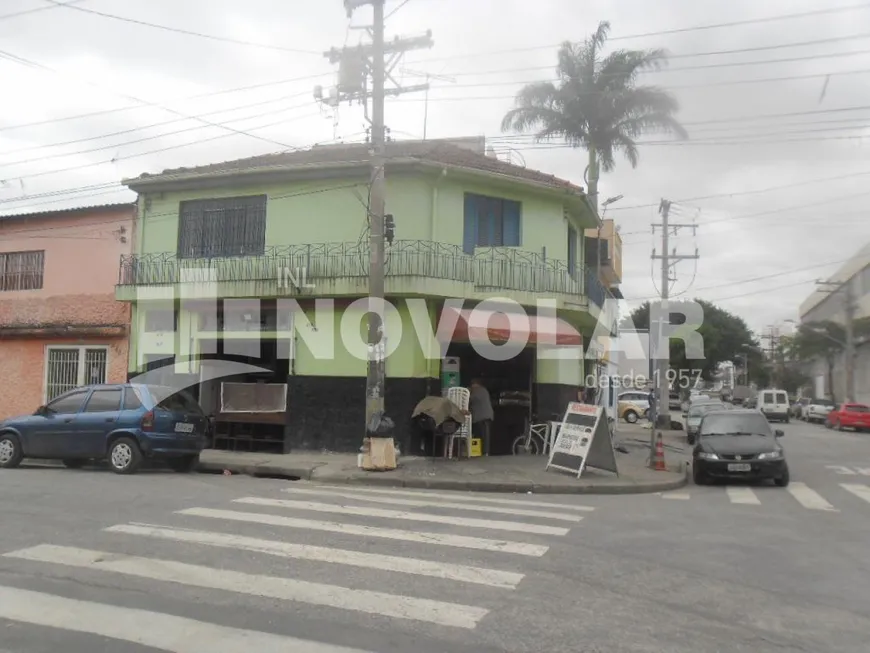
[798,241,870,403]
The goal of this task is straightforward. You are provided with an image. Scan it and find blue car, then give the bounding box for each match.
[0,384,208,474]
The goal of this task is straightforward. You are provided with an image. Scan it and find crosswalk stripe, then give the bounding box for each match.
[4,545,488,629]
[177,507,549,556]
[661,491,690,500]
[786,482,837,511]
[106,523,524,589]
[0,585,377,653]
[841,483,870,504]
[282,487,583,522]
[319,485,595,511]
[234,497,570,536]
[725,487,761,505]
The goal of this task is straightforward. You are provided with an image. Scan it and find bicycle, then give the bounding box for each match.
[511,413,561,455]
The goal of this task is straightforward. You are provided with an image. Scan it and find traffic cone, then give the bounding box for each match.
[653,433,667,471]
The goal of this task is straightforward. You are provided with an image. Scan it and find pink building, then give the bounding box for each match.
[0,203,135,419]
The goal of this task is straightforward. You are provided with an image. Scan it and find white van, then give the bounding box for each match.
[758,389,790,423]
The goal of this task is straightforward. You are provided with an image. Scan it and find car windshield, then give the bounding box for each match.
[689,404,723,418]
[812,399,834,406]
[700,413,772,437]
[147,386,204,415]
[846,404,870,412]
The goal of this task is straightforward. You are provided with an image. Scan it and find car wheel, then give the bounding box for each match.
[774,466,790,487]
[624,410,638,424]
[167,454,200,473]
[108,437,143,475]
[0,433,23,469]
[692,463,707,485]
[62,459,85,469]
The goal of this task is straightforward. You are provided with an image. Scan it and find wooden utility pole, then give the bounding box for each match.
[325,1,432,469]
[650,200,699,464]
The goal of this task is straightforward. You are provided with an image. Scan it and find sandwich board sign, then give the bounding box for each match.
[546,402,619,478]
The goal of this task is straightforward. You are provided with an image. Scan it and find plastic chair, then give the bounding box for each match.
[445,386,472,459]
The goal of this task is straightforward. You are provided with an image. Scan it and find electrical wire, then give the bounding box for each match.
[385,0,412,20]
[44,1,321,55]
[0,47,300,150]
[0,70,332,133]
[0,0,85,21]
[407,3,870,64]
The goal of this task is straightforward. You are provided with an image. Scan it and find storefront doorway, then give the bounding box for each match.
[445,342,534,455]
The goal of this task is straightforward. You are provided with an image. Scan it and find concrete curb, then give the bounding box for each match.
[198,460,689,495]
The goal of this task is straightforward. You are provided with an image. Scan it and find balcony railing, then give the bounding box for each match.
[118,240,610,306]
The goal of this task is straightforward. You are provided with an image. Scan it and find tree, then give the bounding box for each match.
[789,321,846,401]
[500,21,688,210]
[623,300,760,382]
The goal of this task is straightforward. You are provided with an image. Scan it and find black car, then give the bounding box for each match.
[692,408,789,487]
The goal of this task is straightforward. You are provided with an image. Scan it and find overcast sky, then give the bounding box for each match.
[1,0,868,336]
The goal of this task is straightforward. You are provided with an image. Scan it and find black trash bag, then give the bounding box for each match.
[367,411,395,438]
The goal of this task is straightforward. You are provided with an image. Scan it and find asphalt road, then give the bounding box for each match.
[1,417,869,653]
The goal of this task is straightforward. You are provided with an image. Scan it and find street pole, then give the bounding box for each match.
[325,2,433,469]
[650,199,699,466]
[367,0,387,443]
[844,282,856,403]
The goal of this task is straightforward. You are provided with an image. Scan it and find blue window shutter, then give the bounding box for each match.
[503,200,520,246]
[568,226,577,274]
[463,194,478,254]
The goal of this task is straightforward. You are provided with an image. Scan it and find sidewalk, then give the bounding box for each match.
[199,425,688,494]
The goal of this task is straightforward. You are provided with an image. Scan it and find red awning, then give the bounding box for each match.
[439,306,582,346]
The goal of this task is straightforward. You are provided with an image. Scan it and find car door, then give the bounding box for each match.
[76,387,123,457]
[27,389,90,458]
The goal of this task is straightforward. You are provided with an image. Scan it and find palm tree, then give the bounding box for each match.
[501,21,688,211]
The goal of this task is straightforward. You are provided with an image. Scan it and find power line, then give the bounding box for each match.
[408,3,870,63]
[0,109,323,183]
[0,95,316,170]
[44,0,321,55]
[385,0,412,20]
[440,40,870,79]
[0,70,331,133]
[0,0,85,21]
[0,47,302,151]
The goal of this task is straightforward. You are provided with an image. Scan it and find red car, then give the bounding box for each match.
[825,403,870,432]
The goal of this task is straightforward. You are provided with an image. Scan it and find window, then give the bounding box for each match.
[144,308,177,332]
[567,226,577,276]
[148,387,204,415]
[462,193,520,254]
[762,392,774,403]
[47,390,88,414]
[122,388,144,410]
[0,250,44,291]
[775,392,788,404]
[83,388,122,412]
[177,195,267,258]
[45,347,108,401]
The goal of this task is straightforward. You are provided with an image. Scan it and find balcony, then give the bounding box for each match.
[117,239,609,309]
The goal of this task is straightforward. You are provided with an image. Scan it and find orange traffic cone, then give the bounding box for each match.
[653,433,667,471]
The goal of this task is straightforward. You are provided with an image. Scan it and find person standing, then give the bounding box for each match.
[469,378,494,456]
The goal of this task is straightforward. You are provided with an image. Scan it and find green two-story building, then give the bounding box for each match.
[116,137,616,455]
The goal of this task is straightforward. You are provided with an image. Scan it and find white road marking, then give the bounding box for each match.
[661,491,690,500]
[826,465,857,475]
[234,497,570,536]
[0,585,377,653]
[106,523,523,589]
[786,483,837,511]
[725,487,761,505]
[841,483,870,504]
[282,487,583,522]
[4,545,487,629]
[318,485,595,511]
[177,507,549,557]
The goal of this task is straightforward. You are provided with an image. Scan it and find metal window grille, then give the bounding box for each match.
[177,196,267,258]
[45,347,108,401]
[0,250,45,291]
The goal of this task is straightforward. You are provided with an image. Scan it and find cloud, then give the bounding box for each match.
[0,0,868,334]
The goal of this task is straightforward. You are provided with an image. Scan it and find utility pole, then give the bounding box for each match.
[816,279,856,402]
[325,1,432,469]
[650,199,699,460]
